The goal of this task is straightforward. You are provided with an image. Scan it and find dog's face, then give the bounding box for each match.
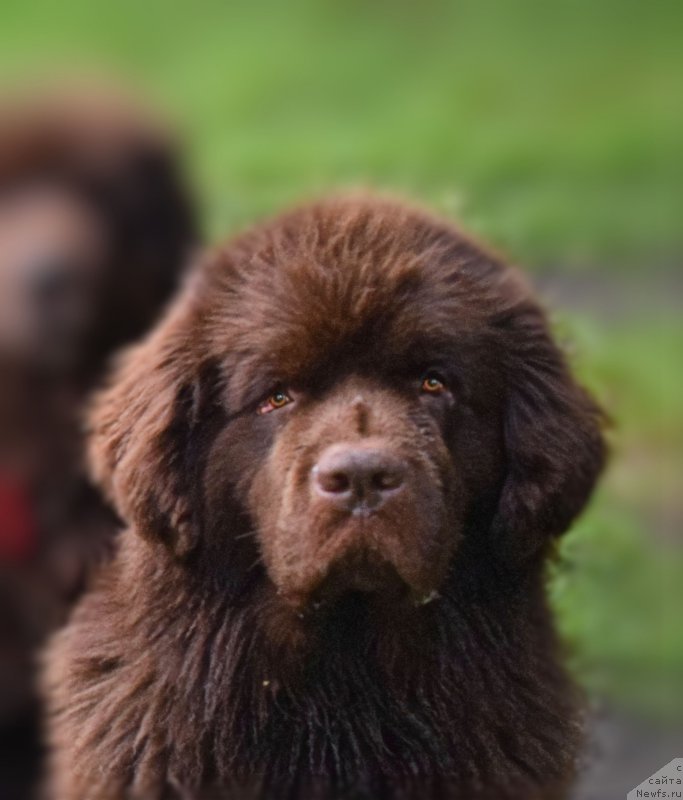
[90,198,605,647]
[0,88,197,376]
[207,302,507,616]
[247,373,464,611]
[0,184,106,368]
[208,345,494,618]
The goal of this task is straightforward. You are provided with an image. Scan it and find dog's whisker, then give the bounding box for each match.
[246,555,264,573]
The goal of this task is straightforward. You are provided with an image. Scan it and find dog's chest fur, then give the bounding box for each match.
[45,548,578,800]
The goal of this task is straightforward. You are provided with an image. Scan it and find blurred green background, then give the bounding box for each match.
[1,0,680,721]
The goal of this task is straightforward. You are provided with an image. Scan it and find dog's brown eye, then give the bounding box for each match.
[421,372,446,394]
[258,390,292,415]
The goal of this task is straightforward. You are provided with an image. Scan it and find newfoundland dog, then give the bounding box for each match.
[0,84,196,797]
[44,195,605,800]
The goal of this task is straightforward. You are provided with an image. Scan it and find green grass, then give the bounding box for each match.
[551,314,683,720]
[1,0,680,717]
[0,0,680,265]
[553,498,683,721]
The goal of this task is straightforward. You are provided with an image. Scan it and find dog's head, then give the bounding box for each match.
[89,197,605,644]
[0,87,196,373]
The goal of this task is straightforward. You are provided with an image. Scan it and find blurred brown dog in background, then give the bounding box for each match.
[0,83,197,798]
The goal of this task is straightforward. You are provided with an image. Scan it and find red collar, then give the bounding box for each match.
[0,474,38,564]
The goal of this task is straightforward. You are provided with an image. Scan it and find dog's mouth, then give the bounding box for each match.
[261,468,454,629]
[311,550,407,605]
[279,548,441,623]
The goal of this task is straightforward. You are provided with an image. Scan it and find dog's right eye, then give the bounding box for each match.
[420,370,447,394]
[258,389,292,415]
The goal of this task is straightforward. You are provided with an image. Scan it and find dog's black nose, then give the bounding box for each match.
[313,443,406,513]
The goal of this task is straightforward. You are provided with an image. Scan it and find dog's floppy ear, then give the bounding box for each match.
[87,302,217,557]
[491,300,606,560]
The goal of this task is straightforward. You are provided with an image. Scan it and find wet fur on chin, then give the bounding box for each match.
[43,194,605,800]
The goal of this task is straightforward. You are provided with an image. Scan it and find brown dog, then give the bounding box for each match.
[0,85,197,798]
[44,195,605,799]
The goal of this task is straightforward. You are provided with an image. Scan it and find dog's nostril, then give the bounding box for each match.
[317,470,351,494]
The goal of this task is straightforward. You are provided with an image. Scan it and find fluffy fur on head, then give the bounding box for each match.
[44,195,605,800]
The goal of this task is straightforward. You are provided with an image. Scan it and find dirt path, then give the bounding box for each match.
[534,270,681,320]
[573,706,683,799]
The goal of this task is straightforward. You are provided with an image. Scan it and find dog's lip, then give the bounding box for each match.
[277,549,442,618]
[283,586,442,624]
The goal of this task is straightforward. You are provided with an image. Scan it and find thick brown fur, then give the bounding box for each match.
[44,195,605,799]
[0,85,197,798]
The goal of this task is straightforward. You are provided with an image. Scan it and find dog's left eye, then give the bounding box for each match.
[258,389,292,415]
[420,371,447,394]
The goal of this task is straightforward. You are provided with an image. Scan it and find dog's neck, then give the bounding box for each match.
[68,538,580,798]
